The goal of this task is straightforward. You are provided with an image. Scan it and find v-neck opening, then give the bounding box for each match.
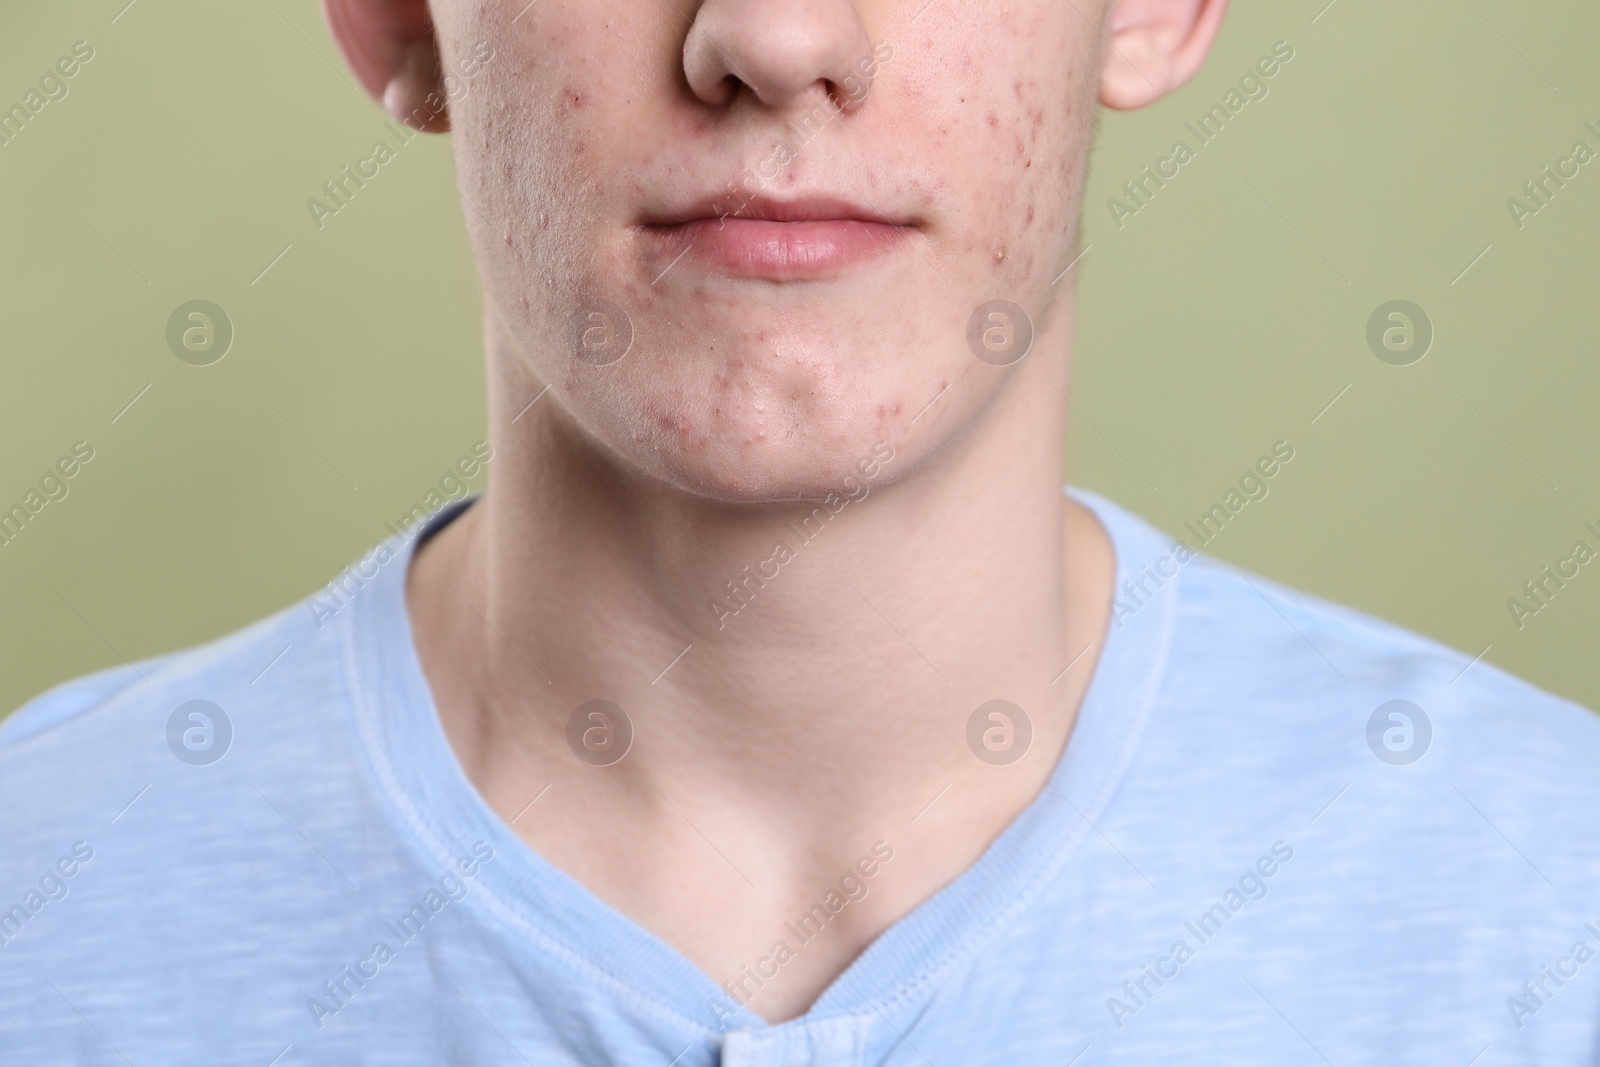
[338,487,1181,1043]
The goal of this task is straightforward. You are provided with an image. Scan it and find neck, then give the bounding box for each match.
[404,304,1113,1023]
[406,299,1114,1020]
[412,302,1108,805]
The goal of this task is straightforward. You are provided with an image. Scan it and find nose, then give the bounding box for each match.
[684,0,877,113]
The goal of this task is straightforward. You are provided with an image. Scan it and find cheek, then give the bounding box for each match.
[456,87,634,404]
[993,64,1087,282]
[451,20,636,291]
[912,12,1090,292]
[435,2,1098,495]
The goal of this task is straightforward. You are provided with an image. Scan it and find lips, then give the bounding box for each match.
[638,195,919,281]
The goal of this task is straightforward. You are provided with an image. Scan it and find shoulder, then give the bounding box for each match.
[2,594,335,742]
[1178,550,1599,741]
[0,560,428,1056]
[0,593,351,851]
[1080,486,1599,852]
[1163,551,1600,856]
[1079,486,1600,772]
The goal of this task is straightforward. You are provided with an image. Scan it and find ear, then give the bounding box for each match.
[1098,0,1230,111]
[322,0,451,131]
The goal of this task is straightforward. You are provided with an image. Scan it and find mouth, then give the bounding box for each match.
[638,195,920,282]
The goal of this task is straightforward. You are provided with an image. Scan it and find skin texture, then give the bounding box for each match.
[326,0,1226,1025]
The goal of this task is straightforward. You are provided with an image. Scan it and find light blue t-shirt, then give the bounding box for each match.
[2,490,1597,1066]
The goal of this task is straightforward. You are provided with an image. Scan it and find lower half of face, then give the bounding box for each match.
[441,0,1100,501]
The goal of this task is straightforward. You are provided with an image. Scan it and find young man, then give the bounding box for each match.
[3,0,1597,1063]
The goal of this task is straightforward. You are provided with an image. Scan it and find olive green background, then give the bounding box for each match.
[2,0,1597,717]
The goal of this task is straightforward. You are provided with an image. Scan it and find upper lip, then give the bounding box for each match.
[640,194,915,228]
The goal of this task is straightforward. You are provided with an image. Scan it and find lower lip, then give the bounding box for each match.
[642,218,915,281]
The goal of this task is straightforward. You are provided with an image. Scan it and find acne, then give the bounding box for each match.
[657,412,694,437]
[457,0,1100,496]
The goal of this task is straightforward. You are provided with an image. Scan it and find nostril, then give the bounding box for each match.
[702,72,742,108]
[682,0,876,113]
[827,71,874,112]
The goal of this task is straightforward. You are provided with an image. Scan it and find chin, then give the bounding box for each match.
[605,374,913,506]
[553,308,951,504]
[634,431,905,506]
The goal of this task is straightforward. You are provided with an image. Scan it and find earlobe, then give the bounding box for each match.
[321,0,450,131]
[384,38,450,131]
[1098,0,1230,111]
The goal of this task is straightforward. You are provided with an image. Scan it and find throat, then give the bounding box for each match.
[404,483,1114,1026]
